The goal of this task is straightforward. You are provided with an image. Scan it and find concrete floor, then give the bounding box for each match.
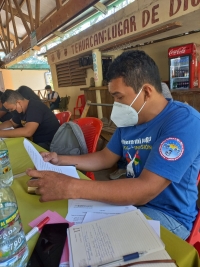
[94,167,116,181]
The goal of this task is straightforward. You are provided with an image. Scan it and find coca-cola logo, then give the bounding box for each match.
[169,47,187,56]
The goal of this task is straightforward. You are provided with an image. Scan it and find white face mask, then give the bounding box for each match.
[110,87,146,127]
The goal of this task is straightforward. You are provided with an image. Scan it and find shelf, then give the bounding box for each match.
[172,65,189,68]
[80,86,108,91]
[172,77,189,79]
[77,65,93,70]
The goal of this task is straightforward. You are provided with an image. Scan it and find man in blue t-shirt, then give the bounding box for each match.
[27,50,200,240]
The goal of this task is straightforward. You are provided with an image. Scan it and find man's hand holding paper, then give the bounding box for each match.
[24,139,80,202]
[26,169,80,202]
[40,151,60,165]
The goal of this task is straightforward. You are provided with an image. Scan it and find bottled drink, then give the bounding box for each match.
[173,81,177,89]
[0,139,13,187]
[0,187,29,267]
[0,139,28,266]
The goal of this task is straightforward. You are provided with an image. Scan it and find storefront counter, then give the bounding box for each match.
[171,89,200,111]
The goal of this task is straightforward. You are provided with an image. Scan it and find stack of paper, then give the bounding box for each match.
[67,210,176,267]
[66,199,137,224]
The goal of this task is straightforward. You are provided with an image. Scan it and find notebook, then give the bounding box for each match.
[67,209,176,267]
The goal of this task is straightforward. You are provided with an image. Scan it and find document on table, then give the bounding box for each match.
[68,210,175,267]
[83,212,160,237]
[66,199,137,224]
[3,127,14,130]
[23,139,79,178]
[1,127,15,139]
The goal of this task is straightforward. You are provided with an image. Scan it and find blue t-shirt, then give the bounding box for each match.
[107,100,200,231]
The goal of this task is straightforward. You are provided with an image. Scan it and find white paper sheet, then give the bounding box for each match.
[68,210,169,267]
[66,199,137,224]
[23,139,79,178]
[83,212,160,237]
[3,127,14,130]
[1,127,15,139]
[148,220,160,237]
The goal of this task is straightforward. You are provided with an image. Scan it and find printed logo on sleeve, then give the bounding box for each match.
[159,137,184,161]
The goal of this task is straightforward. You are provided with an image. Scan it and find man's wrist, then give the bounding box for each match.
[66,178,81,199]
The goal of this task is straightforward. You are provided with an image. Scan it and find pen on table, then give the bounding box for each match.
[26,216,50,242]
[87,251,147,267]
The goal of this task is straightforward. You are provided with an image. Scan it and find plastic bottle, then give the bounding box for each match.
[0,138,29,267]
[0,139,13,187]
[0,187,29,266]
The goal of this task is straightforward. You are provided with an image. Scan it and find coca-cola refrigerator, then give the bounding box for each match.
[168,43,200,90]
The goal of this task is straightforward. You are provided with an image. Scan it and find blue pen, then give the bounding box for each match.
[87,251,146,267]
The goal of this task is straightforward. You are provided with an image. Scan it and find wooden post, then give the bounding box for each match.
[92,49,103,119]
[81,100,91,118]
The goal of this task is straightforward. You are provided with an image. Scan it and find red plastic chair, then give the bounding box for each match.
[74,117,103,180]
[55,111,72,125]
[186,172,200,255]
[73,94,86,118]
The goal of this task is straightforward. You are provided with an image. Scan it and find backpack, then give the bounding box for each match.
[50,121,88,155]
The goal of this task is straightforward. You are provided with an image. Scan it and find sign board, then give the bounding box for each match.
[47,0,200,65]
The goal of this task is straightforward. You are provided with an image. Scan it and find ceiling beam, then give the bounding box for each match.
[0,35,6,53]
[0,26,17,43]
[0,0,5,10]
[39,0,117,48]
[26,0,34,31]
[35,0,40,29]
[0,12,8,53]
[2,5,36,24]
[4,0,100,64]
[13,0,31,35]
[8,0,19,46]
[56,0,62,10]
[5,48,35,67]
[5,0,11,52]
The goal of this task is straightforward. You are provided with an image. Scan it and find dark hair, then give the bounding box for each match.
[16,85,40,101]
[1,89,24,104]
[0,91,3,98]
[106,50,162,93]
[45,85,51,90]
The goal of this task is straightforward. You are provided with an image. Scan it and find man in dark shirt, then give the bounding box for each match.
[16,85,41,101]
[0,89,60,150]
[0,91,12,122]
[0,86,41,123]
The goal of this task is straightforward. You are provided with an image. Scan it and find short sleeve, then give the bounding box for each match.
[145,107,200,183]
[107,128,123,156]
[53,92,58,98]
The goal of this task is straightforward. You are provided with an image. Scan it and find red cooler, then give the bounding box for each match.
[168,43,200,90]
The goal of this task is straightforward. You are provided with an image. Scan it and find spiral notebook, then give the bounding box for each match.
[67,209,176,267]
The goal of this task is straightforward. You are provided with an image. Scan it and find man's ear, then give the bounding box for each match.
[142,84,153,101]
